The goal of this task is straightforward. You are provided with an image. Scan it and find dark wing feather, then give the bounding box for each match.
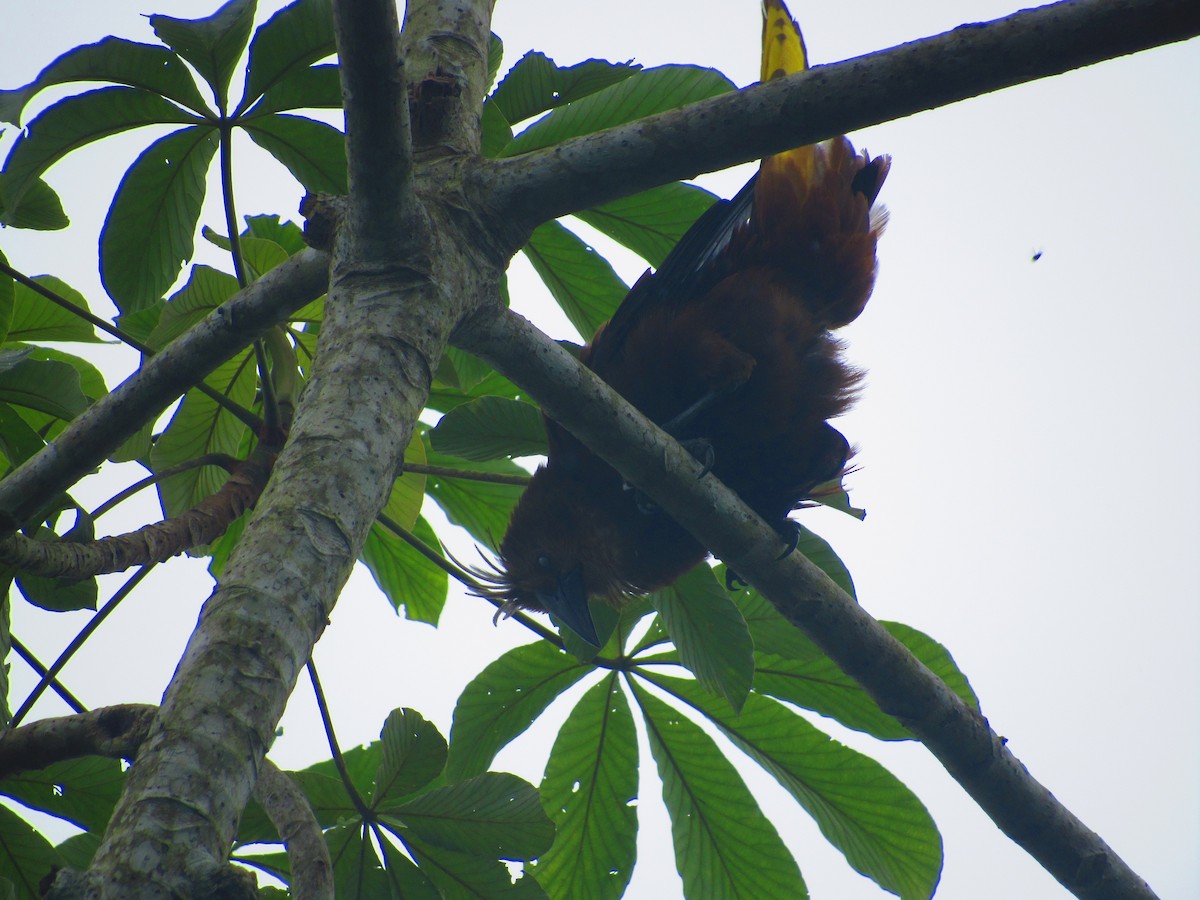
[586,175,758,367]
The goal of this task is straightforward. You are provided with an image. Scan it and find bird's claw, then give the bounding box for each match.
[678,438,715,478]
[724,521,802,591]
[775,518,802,560]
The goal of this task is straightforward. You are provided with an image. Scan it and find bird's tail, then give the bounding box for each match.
[756,0,890,328]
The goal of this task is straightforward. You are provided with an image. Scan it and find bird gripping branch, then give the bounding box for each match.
[480,0,890,645]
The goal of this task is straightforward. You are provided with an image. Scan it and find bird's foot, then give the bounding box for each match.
[723,520,804,591]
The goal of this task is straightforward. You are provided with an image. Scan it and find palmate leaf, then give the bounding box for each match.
[100,126,220,314]
[150,0,257,110]
[150,351,257,518]
[362,514,449,625]
[490,52,641,127]
[239,0,335,113]
[392,772,554,861]
[0,87,198,215]
[243,114,347,193]
[0,176,67,231]
[445,640,591,782]
[650,674,943,899]
[574,181,719,269]
[650,565,754,713]
[523,220,628,341]
[147,264,240,351]
[0,353,89,422]
[374,708,448,809]
[327,823,392,899]
[7,276,102,343]
[0,36,209,126]
[501,65,735,158]
[532,674,638,900]
[247,63,342,117]
[429,396,547,462]
[632,684,805,899]
[0,757,124,834]
[0,404,45,470]
[423,440,526,551]
[0,803,63,900]
[401,833,548,899]
[753,622,980,742]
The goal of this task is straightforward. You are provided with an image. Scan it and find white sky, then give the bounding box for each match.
[2,1,1198,898]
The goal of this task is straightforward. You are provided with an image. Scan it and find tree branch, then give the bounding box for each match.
[454,307,1156,900]
[473,0,1200,231]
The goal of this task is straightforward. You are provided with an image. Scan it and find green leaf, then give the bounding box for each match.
[480,98,514,158]
[150,351,256,517]
[486,34,504,93]
[240,0,336,112]
[0,176,68,230]
[150,0,257,110]
[362,514,448,626]
[394,772,554,861]
[574,181,718,268]
[402,833,547,899]
[427,366,523,414]
[374,708,448,809]
[752,622,980,742]
[429,397,546,461]
[0,36,209,126]
[377,837,441,898]
[0,253,10,344]
[0,756,124,833]
[247,63,342,117]
[423,442,526,551]
[243,113,347,193]
[501,65,734,158]
[728,578,823,663]
[7,276,102,343]
[99,126,219,314]
[651,674,943,899]
[524,220,627,341]
[490,53,641,126]
[0,87,198,214]
[0,803,63,900]
[532,675,637,900]
[54,831,101,872]
[243,214,307,255]
[650,565,753,713]
[792,521,857,598]
[16,566,98,614]
[0,352,89,421]
[147,264,239,350]
[0,403,45,470]
[326,822,392,898]
[633,684,805,898]
[446,640,591,782]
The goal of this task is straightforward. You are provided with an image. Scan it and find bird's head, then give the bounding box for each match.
[471,463,633,646]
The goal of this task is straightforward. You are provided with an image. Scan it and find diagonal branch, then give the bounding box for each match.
[454,307,1156,900]
[474,0,1200,231]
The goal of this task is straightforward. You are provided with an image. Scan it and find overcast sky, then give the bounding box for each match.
[2,1,1198,898]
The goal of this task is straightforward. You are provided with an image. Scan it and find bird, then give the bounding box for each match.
[475,0,890,644]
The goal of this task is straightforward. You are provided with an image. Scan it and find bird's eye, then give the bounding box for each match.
[536,554,553,571]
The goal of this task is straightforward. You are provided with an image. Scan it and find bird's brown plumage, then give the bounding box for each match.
[482,1,890,643]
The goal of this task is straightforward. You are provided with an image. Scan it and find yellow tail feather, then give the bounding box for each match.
[761,0,808,82]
